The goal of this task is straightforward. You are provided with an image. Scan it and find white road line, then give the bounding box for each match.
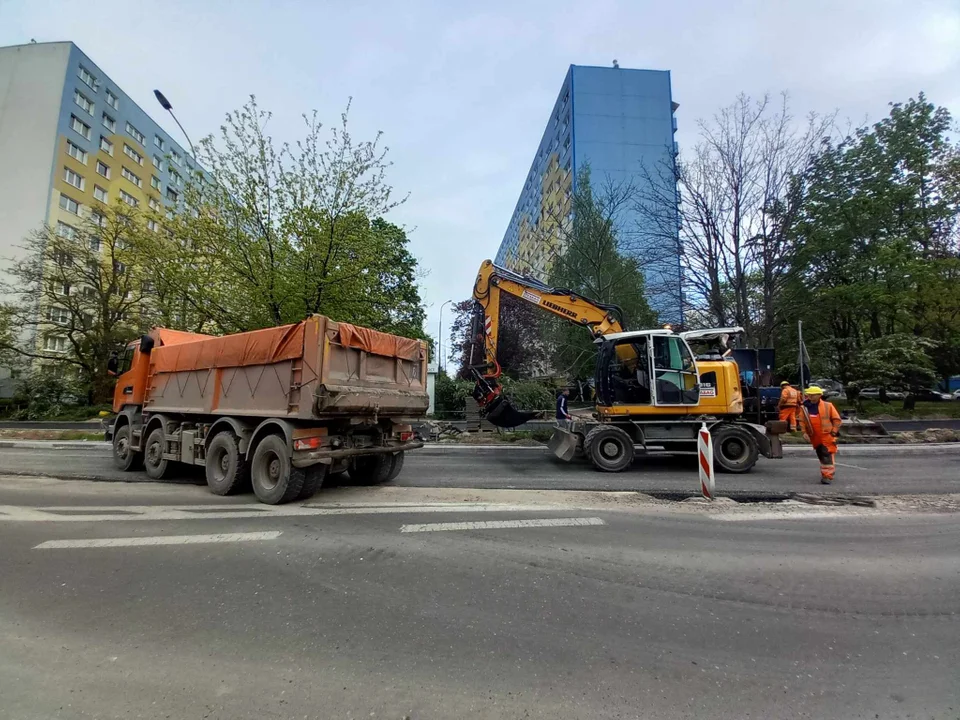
[835,462,870,470]
[0,503,569,523]
[34,531,282,550]
[400,517,606,533]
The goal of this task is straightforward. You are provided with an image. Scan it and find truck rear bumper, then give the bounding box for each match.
[292,441,425,468]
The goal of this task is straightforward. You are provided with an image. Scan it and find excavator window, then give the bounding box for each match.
[601,338,652,406]
[652,336,700,405]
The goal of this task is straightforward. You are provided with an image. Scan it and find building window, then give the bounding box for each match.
[94,185,108,202]
[123,144,144,165]
[91,211,106,227]
[171,151,182,167]
[89,236,101,251]
[119,189,138,207]
[169,170,182,187]
[151,175,161,190]
[44,335,68,352]
[105,89,119,110]
[147,219,158,232]
[64,167,85,191]
[102,113,116,132]
[96,160,111,179]
[148,196,161,211]
[66,140,88,164]
[99,136,114,156]
[59,194,80,215]
[114,261,127,275]
[47,306,70,324]
[154,135,165,151]
[78,65,99,90]
[125,122,144,145]
[56,221,77,239]
[121,166,142,188]
[70,115,91,140]
[56,282,71,296]
[166,187,179,202]
[74,90,94,115]
[152,155,163,172]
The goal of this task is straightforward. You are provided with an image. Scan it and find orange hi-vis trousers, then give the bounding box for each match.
[779,406,799,431]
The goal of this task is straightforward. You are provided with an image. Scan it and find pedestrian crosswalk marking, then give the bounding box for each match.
[34,531,282,549]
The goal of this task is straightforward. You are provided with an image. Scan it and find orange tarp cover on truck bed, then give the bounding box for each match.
[150,322,306,373]
[336,323,421,361]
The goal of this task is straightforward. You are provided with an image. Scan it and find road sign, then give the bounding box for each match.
[698,423,714,500]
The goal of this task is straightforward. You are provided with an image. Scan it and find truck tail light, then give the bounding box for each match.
[398,431,414,442]
[294,436,322,451]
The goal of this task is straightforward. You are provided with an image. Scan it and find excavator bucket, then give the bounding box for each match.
[547,427,580,462]
[484,395,539,428]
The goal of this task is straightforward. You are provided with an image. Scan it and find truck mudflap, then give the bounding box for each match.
[292,440,424,468]
[548,426,579,462]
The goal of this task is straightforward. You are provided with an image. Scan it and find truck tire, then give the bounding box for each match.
[347,454,393,485]
[112,424,142,471]
[143,427,175,480]
[251,434,305,505]
[384,451,405,482]
[205,432,250,495]
[296,464,328,501]
[585,425,635,473]
[713,424,760,473]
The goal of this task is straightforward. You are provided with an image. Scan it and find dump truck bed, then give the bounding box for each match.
[143,315,429,420]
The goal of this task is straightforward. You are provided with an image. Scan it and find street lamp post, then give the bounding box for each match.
[153,89,198,161]
[438,299,453,373]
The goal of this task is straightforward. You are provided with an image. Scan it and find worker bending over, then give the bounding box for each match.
[777,380,801,431]
[799,386,842,484]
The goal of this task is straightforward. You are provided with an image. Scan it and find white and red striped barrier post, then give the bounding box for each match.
[698,422,714,501]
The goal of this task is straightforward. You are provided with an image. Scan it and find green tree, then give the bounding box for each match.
[849,334,937,406]
[787,94,960,383]
[162,97,426,339]
[546,166,657,378]
[0,203,160,403]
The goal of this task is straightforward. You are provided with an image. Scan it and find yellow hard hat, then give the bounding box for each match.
[780,380,790,386]
[804,385,824,395]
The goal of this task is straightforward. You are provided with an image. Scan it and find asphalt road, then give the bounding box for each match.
[2,443,960,497]
[1,476,958,719]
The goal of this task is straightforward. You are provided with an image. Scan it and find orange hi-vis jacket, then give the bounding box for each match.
[800,399,842,452]
[778,385,801,408]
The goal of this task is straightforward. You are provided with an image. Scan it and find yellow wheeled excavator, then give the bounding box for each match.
[468,259,784,473]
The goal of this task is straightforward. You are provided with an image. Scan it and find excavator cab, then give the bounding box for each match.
[594,331,701,408]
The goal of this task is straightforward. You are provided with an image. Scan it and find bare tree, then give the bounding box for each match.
[637,93,833,344]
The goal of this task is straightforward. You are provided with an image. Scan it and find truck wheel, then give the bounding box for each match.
[347,454,393,485]
[251,434,305,505]
[143,427,174,480]
[585,425,635,473]
[713,424,760,473]
[205,432,250,495]
[296,464,328,501]
[384,451,405,482]
[112,424,142,471]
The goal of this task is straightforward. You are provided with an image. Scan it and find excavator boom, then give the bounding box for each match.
[468,259,625,427]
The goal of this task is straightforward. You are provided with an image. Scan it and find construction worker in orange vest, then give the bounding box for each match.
[799,386,842,484]
[777,380,801,431]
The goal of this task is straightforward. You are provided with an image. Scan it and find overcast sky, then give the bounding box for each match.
[2,0,958,360]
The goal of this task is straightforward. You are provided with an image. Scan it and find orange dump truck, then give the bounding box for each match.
[109,315,429,504]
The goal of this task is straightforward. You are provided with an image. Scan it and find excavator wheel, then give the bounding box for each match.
[584,425,635,473]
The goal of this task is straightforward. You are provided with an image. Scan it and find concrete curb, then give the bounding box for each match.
[3,440,959,456]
